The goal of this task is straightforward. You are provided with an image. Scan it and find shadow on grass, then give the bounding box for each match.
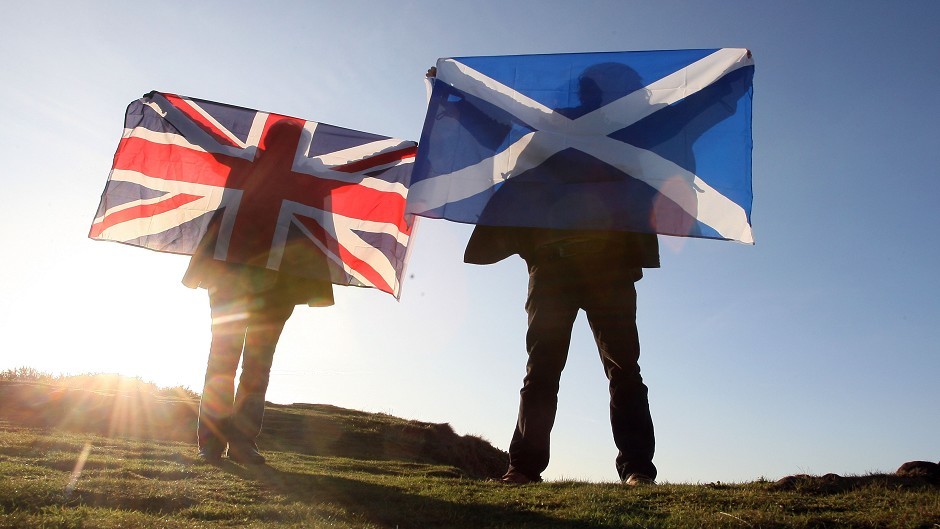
[227,463,622,529]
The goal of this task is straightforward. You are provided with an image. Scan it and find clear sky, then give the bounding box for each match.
[2,0,938,484]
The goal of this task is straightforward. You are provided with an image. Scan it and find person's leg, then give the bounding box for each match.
[197,289,249,456]
[583,266,656,481]
[506,260,579,482]
[229,297,294,450]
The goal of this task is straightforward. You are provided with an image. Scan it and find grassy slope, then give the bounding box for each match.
[0,377,507,479]
[0,376,938,528]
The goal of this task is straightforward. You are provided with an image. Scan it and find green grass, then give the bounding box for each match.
[1,425,938,529]
[0,371,937,528]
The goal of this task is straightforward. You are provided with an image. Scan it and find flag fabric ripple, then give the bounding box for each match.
[90,92,418,297]
[407,49,755,244]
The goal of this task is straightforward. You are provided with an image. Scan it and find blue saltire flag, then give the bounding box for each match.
[407,48,755,243]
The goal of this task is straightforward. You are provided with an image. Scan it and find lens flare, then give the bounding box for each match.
[64,441,92,497]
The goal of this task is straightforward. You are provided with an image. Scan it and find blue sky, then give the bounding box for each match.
[1,0,938,483]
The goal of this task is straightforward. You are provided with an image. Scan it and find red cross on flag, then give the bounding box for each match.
[90,92,418,297]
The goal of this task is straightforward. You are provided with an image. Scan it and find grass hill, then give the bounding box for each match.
[0,371,506,479]
[0,370,937,528]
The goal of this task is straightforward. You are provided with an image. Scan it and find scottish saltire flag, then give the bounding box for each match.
[90,92,418,297]
[408,48,755,243]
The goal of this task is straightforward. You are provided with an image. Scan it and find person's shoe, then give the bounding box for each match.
[623,473,656,486]
[499,470,539,485]
[197,447,223,464]
[228,441,265,465]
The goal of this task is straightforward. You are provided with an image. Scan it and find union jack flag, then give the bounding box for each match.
[90,92,418,297]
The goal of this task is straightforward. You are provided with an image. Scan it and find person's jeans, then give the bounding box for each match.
[508,251,656,481]
[197,289,294,451]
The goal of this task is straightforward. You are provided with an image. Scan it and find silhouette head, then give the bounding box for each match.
[261,119,304,155]
[577,62,644,111]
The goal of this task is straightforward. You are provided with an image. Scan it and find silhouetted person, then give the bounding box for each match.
[184,120,333,464]
[468,225,658,485]
[429,63,661,485]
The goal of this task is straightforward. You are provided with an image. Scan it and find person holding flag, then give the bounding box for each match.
[424,63,661,485]
[467,225,660,486]
[415,50,752,484]
[91,91,420,465]
[184,120,335,465]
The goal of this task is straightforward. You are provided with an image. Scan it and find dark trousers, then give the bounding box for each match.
[197,288,294,451]
[508,251,656,481]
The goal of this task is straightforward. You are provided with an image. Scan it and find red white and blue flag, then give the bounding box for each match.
[408,49,755,243]
[90,92,418,297]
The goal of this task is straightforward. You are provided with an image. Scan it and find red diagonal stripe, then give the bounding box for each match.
[333,146,417,173]
[335,241,393,294]
[89,193,203,238]
[296,216,394,294]
[162,93,243,148]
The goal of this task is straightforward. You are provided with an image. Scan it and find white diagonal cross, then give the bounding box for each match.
[409,49,753,243]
